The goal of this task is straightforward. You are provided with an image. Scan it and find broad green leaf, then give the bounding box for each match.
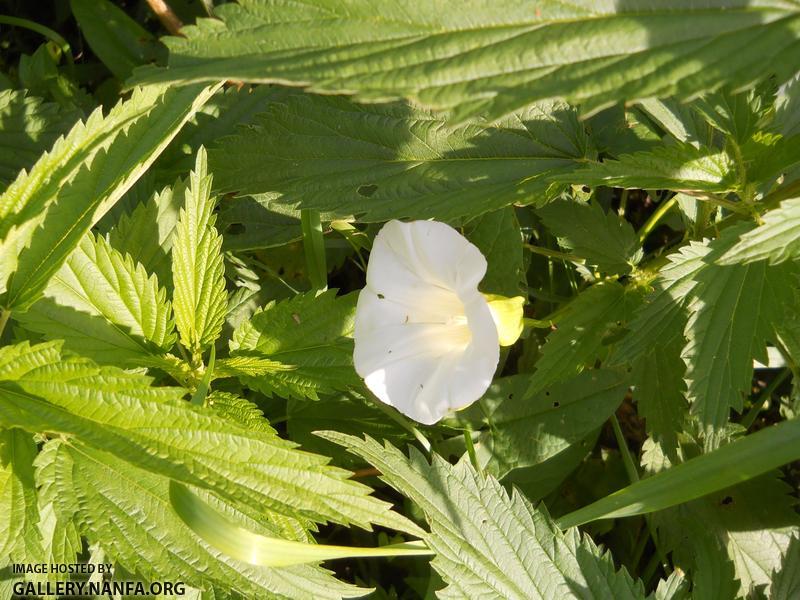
[206,391,276,434]
[217,195,304,251]
[172,148,228,353]
[132,0,800,122]
[530,281,642,393]
[718,197,800,265]
[537,199,641,275]
[0,83,218,311]
[70,0,163,80]
[467,370,626,478]
[561,144,737,194]
[0,428,43,565]
[772,535,800,600]
[682,226,799,428]
[323,432,646,600]
[18,44,94,114]
[0,90,79,189]
[17,232,176,365]
[556,417,800,529]
[653,571,690,600]
[636,98,708,147]
[0,341,421,536]
[108,180,185,292]
[465,207,525,297]
[230,290,360,400]
[774,72,800,137]
[39,439,370,599]
[209,93,591,221]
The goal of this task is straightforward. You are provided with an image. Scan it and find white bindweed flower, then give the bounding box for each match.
[353,219,523,425]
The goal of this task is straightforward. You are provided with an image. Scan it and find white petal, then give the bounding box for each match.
[367,220,487,300]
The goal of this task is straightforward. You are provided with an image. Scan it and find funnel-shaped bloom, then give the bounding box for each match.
[353,220,501,424]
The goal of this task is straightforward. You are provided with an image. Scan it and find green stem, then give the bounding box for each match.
[611,414,639,483]
[637,195,678,244]
[618,189,629,218]
[0,308,10,339]
[523,244,583,263]
[0,16,74,74]
[190,346,215,406]
[464,428,481,475]
[301,210,327,293]
[366,392,431,453]
[741,369,790,430]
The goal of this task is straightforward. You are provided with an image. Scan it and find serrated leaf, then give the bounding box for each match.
[464,207,525,297]
[718,197,800,265]
[772,535,800,600]
[0,90,79,189]
[537,199,641,274]
[774,72,800,137]
[0,83,218,311]
[530,281,643,393]
[172,148,228,353]
[682,226,799,428]
[0,341,418,536]
[108,180,185,291]
[209,93,591,222]
[70,0,163,80]
[561,143,737,194]
[230,290,360,400]
[217,195,304,252]
[131,1,800,122]
[39,439,368,599]
[323,432,646,600]
[0,428,43,566]
[469,370,626,478]
[206,391,276,434]
[17,232,176,365]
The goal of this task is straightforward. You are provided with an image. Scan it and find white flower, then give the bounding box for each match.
[353,219,520,425]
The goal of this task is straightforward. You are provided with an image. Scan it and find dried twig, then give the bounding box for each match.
[144,0,184,36]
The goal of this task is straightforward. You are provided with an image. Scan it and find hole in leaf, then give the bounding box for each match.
[552,401,560,408]
[225,223,245,235]
[581,185,591,193]
[377,293,385,299]
[721,496,734,506]
[358,184,378,197]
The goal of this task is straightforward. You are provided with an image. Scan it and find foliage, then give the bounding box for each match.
[1,1,799,598]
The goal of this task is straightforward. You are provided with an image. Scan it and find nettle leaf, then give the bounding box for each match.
[17,232,176,365]
[230,290,360,400]
[172,148,228,353]
[209,93,591,222]
[774,72,800,137]
[537,198,641,275]
[217,195,305,252]
[530,281,643,393]
[772,535,800,600]
[682,226,799,429]
[0,341,421,536]
[0,428,43,565]
[108,180,185,292]
[718,197,800,265]
[656,472,799,598]
[39,439,367,599]
[206,391,276,435]
[465,207,525,297]
[561,144,737,194]
[0,83,218,312]
[0,90,79,189]
[323,433,647,600]
[470,370,627,478]
[132,0,800,122]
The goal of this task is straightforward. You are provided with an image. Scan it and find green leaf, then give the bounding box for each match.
[322,432,646,600]
[0,83,218,311]
[464,207,525,297]
[70,0,163,80]
[774,73,800,137]
[230,290,360,400]
[537,199,641,274]
[209,93,591,221]
[772,535,800,600]
[0,90,79,189]
[718,197,800,265]
[206,391,276,434]
[530,281,642,392]
[172,148,228,353]
[40,438,370,599]
[131,0,800,122]
[17,232,176,365]
[107,180,185,292]
[217,195,304,251]
[556,417,800,529]
[561,144,737,194]
[0,428,43,564]
[467,370,626,478]
[682,227,798,428]
[0,341,421,536]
